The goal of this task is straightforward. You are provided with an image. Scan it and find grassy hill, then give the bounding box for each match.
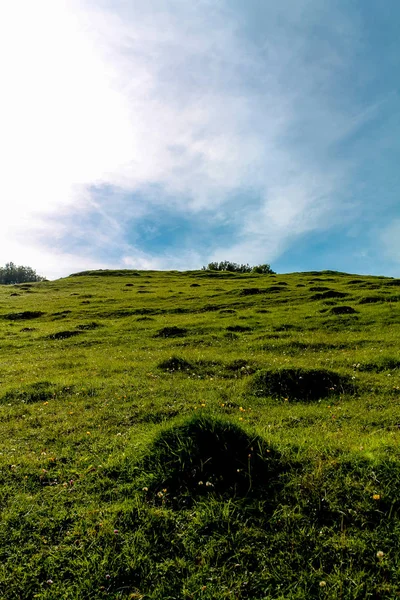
[0,269,399,599]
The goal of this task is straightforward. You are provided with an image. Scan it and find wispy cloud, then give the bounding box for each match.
[1,0,398,277]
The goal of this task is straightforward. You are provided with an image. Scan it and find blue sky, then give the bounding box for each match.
[1,0,399,278]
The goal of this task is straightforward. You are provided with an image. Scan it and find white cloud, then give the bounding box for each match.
[0,0,376,277]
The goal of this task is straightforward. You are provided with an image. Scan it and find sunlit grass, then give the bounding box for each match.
[0,270,399,598]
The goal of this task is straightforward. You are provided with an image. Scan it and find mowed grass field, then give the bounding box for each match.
[0,269,399,599]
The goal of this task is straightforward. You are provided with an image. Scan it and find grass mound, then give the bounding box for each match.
[70,269,140,277]
[249,367,355,400]
[311,290,348,300]
[155,326,187,338]
[359,356,400,372]
[3,311,45,320]
[141,416,281,504]
[226,324,252,332]
[48,330,82,340]
[329,305,358,315]
[0,382,75,405]
[224,359,256,376]
[76,321,101,330]
[240,287,262,295]
[157,356,193,371]
[359,295,386,304]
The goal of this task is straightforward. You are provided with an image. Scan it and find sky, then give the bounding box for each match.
[1,0,399,279]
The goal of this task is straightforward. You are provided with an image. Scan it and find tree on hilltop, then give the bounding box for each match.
[202,261,275,274]
[0,262,46,284]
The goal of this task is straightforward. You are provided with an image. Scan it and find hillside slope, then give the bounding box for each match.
[0,270,399,599]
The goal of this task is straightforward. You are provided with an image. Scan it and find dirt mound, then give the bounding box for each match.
[249,367,355,400]
[140,416,282,504]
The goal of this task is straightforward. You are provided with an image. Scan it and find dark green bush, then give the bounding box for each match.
[0,262,46,284]
[202,261,275,274]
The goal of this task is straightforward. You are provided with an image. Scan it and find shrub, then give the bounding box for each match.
[252,264,276,274]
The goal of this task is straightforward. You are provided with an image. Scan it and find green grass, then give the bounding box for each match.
[0,269,399,598]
